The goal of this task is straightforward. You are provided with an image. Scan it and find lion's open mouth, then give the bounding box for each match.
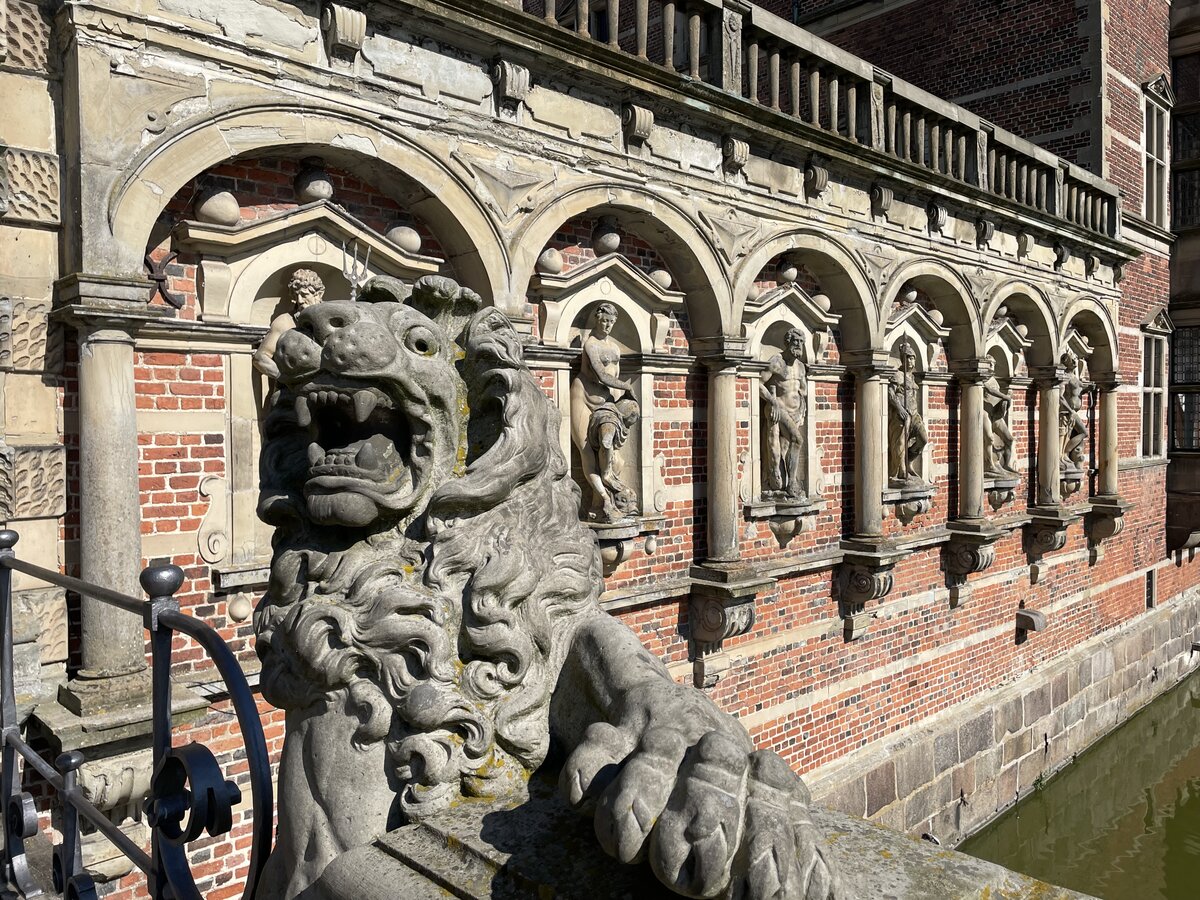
[292,378,433,520]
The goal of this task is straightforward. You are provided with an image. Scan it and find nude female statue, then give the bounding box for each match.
[571,302,640,522]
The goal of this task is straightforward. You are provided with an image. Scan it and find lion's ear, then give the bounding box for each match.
[357,275,413,305]
[407,275,483,348]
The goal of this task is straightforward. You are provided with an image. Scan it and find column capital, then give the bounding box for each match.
[842,348,894,377]
[948,357,994,382]
[1094,375,1123,392]
[693,335,749,371]
[1028,364,1066,388]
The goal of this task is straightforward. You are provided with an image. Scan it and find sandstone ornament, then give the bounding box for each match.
[253,274,841,900]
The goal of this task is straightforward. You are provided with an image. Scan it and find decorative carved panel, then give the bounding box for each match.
[0,297,61,373]
[0,443,66,520]
[0,147,59,225]
[3,0,51,72]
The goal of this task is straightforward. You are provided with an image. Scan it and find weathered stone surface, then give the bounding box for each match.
[895,745,935,798]
[865,759,896,816]
[314,778,1092,900]
[958,709,994,759]
[255,277,840,900]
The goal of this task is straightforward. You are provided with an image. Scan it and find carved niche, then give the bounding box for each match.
[882,297,948,523]
[983,306,1032,510]
[530,254,684,570]
[742,280,839,547]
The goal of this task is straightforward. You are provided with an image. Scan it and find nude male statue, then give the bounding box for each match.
[888,340,928,484]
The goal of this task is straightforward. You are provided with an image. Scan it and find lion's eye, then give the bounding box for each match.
[404,325,439,356]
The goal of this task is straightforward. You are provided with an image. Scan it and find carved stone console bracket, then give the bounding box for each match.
[1024,506,1079,583]
[985,474,1021,511]
[622,103,654,149]
[942,521,1004,608]
[1085,495,1132,560]
[591,516,664,576]
[805,156,830,198]
[492,58,532,115]
[687,564,772,689]
[321,2,367,60]
[870,183,894,217]
[883,482,935,525]
[837,542,906,640]
[744,497,823,549]
[722,135,749,174]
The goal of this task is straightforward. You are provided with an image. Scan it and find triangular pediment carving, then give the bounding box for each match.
[1144,74,1175,108]
[1142,305,1173,335]
[744,283,841,363]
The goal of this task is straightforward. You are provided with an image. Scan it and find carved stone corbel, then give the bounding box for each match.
[1024,508,1076,582]
[870,183,894,216]
[1016,231,1032,258]
[975,218,995,248]
[927,199,948,234]
[722,136,749,174]
[492,59,532,115]
[1053,242,1069,270]
[1085,496,1132,559]
[837,545,902,640]
[942,523,1003,607]
[76,749,154,882]
[805,157,830,198]
[321,2,367,59]
[622,103,654,149]
[687,566,771,688]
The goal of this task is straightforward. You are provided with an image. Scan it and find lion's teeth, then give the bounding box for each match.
[307,442,323,466]
[356,439,379,469]
[294,396,312,427]
[353,391,378,423]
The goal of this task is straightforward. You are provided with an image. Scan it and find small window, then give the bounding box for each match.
[1143,333,1167,456]
[1146,97,1169,226]
[1145,570,1156,609]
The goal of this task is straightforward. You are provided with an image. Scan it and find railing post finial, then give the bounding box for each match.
[140,564,185,601]
[0,530,19,552]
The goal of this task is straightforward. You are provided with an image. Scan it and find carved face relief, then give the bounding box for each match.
[260,287,465,530]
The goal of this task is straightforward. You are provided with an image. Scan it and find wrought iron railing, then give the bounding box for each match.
[0,529,272,900]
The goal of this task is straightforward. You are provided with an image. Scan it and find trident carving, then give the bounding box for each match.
[341,241,371,300]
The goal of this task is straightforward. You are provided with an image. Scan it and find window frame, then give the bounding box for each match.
[1145,87,1171,228]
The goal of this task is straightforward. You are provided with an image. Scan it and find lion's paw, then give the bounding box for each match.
[562,726,841,900]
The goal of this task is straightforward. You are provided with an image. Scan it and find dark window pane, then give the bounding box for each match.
[1173,328,1200,384]
[1176,169,1200,227]
[1174,393,1200,450]
[1175,54,1200,105]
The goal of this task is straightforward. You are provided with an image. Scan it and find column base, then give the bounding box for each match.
[57,669,152,717]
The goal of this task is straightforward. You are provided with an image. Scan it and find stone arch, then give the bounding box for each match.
[985,280,1058,368]
[1060,294,1119,378]
[106,103,508,305]
[734,230,877,352]
[882,260,982,360]
[514,186,731,338]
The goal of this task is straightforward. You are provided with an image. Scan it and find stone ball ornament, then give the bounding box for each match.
[193,189,241,227]
[252,273,841,900]
[591,216,623,254]
[294,157,335,203]
[386,224,422,254]
[536,245,565,275]
[648,267,673,290]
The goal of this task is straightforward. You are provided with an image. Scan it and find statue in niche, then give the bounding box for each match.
[253,268,326,380]
[253,274,841,900]
[1060,353,1089,476]
[887,340,928,484]
[760,328,808,501]
[983,372,1018,477]
[571,302,640,523]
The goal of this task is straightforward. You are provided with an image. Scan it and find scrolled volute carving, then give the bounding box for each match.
[690,594,755,648]
[722,136,749,173]
[491,58,532,112]
[321,2,367,56]
[621,103,654,146]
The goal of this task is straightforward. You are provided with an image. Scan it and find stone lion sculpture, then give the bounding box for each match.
[253,274,840,900]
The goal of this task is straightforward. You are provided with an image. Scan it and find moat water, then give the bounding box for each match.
[961,672,1200,899]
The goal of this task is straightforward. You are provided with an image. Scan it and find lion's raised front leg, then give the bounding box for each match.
[258,695,394,900]
[551,614,840,900]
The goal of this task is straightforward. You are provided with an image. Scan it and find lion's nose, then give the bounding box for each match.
[323,321,398,373]
[296,302,361,343]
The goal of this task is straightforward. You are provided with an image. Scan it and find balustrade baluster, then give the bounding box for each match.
[847,82,857,141]
[748,40,759,102]
[886,101,897,154]
[1067,184,1078,223]
[809,66,822,128]
[635,0,648,57]
[932,123,942,172]
[545,0,557,25]
[688,8,701,78]
[1038,170,1048,210]
[1017,163,1027,205]
[829,72,839,135]
[608,0,620,48]
[915,114,925,166]
[663,1,676,69]
[944,127,953,174]
[769,47,780,110]
[956,133,967,180]
[790,60,801,116]
[578,0,590,36]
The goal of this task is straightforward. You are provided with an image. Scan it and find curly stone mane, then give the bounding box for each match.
[255,286,601,819]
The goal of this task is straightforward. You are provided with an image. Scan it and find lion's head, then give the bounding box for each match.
[254,275,602,820]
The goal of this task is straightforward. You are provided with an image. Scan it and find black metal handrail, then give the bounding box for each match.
[0,529,272,900]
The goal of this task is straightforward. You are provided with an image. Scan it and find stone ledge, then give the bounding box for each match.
[312,775,1091,899]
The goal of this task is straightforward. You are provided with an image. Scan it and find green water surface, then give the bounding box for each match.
[961,673,1200,900]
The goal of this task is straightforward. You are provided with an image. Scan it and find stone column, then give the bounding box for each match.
[54,276,162,713]
[705,356,741,563]
[1097,379,1120,497]
[953,360,987,521]
[848,354,890,539]
[1032,367,1063,508]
